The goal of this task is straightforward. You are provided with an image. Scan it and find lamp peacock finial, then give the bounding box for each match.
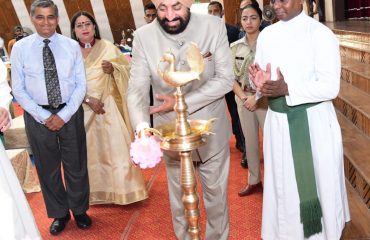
[158,42,204,89]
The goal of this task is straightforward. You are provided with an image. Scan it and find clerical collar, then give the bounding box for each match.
[78,39,95,48]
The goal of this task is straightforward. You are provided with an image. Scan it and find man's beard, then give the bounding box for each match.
[157,10,191,35]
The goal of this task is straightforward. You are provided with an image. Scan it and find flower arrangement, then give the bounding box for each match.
[130,129,163,169]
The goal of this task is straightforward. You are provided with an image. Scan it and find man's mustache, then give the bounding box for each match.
[163,17,182,23]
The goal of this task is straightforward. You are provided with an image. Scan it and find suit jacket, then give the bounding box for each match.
[127,13,234,162]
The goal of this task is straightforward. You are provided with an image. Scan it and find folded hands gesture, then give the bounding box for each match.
[249,63,289,97]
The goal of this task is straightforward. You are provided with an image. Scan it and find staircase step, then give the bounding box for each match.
[337,111,370,209]
[333,29,370,46]
[325,21,370,39]
[340,44,370,64]
[342,58,370,94]
[334,80,370,137]
[331,29,370,64]
[339,39,370,55]
[341,181,370,239]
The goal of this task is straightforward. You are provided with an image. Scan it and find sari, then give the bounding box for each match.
[83,39,148,205]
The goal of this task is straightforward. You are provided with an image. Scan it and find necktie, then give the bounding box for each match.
[43,39,62,108]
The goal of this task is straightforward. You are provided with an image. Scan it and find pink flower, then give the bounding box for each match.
[130,135,163,169]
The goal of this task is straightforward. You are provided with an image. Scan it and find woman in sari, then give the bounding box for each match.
[70,11,148,205]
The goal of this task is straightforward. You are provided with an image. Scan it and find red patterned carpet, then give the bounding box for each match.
[26,137,264,240]
[12,102,264,239]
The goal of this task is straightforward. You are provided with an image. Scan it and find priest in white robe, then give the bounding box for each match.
[249,0,350,239]
[0,60,40,239]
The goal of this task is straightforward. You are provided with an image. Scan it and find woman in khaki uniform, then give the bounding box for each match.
[231,3,267,197]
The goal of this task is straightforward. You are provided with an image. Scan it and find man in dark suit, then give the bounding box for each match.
[208,1,247,167]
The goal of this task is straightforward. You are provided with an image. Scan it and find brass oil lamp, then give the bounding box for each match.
[156,43,215,240]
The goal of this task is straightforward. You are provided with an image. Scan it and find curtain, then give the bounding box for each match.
[346,0,370,20]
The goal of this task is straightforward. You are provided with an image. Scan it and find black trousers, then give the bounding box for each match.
[24,106,89,218]
[225,91,245,147]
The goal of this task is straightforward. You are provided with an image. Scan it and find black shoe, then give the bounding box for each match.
[73,212,92,229]
[49,213,71,235]
[241,156,248,169]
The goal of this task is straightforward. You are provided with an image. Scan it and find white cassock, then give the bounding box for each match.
[0,61,40,239]
[255,11,351,240]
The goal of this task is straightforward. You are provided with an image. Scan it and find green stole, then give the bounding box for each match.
[268,96,323,238]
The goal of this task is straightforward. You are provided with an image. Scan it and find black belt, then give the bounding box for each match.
[40,103,66,110]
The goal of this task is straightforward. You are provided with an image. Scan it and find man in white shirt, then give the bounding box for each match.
[144,2,157,24]
[249,0,350,239]
[11,0,91,235]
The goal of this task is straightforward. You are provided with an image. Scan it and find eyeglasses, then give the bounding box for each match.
[75,21,93,29]
[270,0,289,4]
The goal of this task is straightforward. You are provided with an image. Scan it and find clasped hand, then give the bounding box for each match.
[45,114,65,131]
[249,63,289,97]
[243,95,257,112]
